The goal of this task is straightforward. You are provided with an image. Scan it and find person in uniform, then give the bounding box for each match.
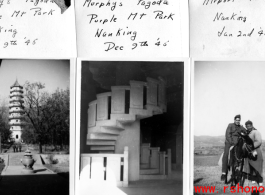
[244,120,263,186]
[221,114,246,183]
[12,144,16,153]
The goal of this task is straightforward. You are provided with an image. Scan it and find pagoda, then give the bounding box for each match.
[9,79,25,142]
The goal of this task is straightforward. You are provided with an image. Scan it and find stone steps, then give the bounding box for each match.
[140,168,159,175]
[86,140,116,146]
[90,146,115,151]
[129,108,153,119]
[87,133,119,141]
[140,163,149,169]
[139,174,168,180]
[139,143,168,179]
[88,126,124,135]
[110,114,136,124]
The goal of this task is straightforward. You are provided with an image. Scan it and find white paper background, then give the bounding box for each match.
[76,0,189,58]
[0,0,76,58]
[190,0,265,58]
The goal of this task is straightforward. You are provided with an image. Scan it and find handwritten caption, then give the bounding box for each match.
[0,0,59,49]
[202,0,265,38]
[83,0,174,52]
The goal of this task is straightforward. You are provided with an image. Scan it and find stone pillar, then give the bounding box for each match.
[140,143,150,164]
[115,120,140,181]
[150,148,160,169]
[159,151,166,175]
[167,149,172,175]
[123,146,129,187]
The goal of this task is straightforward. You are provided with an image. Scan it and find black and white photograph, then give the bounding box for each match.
[193,61,265,195]
[0,59,71,195]
[77,61,187,195]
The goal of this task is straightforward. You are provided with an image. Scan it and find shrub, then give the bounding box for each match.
[47,154,58,164]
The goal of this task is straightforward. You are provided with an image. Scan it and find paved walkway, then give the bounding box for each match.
[0,144,69,195]
[2,165,53,175]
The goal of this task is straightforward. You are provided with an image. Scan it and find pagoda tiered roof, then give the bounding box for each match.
[10,79,23,89]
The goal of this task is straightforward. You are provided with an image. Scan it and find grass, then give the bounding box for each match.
[1,142,12,153]
[25,144,69,154]
[194,153,265,194]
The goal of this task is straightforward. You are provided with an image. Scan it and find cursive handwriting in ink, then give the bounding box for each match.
[87,14,117,24]
[83,0,123,11]
[104,42,124,51]
[30,7,55,16]
[137,0,169,9]
[213,12,247,23]
[203,0,235,6]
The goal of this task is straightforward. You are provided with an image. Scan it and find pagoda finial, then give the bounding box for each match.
[11,78,22,88]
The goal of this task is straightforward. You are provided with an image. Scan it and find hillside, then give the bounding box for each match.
[194,135,225,147]
[194,135,265,155]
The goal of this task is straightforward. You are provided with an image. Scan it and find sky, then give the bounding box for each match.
[194,61,265,139]
[0,59,70,102]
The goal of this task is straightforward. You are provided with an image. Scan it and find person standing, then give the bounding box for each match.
[12,144,16,153]
[18,143,22,152]
[244,120,263,186]
[221,114,246,183]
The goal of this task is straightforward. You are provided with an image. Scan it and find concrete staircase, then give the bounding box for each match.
[139,143,171,180]
[87,78,167,153]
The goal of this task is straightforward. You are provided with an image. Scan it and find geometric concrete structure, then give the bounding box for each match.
[80,146,129,187]
[8,79,25,142]
[139,144,172,180]
[83,77,169,182]
[86,78,167,153]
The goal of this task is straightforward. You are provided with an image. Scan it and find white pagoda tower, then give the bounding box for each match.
[9,79,25,142]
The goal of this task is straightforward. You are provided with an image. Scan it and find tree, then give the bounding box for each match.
[21,128,35,144]
[23,81,70,153]
[0,121,12,143]
[0,99,12,143]
[23,81,48,153]
[42,88,70,150]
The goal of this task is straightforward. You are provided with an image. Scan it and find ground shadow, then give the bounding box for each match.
[34,169,47,173]
[194,178,203,184]
[0,174,69,195]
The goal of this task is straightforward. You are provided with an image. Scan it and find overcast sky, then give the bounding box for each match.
[0,59,70,102]
[194,61,265,139]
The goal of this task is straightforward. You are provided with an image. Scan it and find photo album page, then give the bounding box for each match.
[3,0,265,195]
